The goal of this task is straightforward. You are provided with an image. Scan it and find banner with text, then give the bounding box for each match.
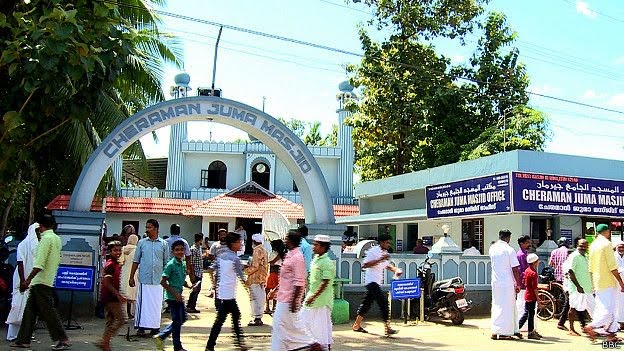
[54,265,95,292]
[512,172,624,217]
[426,174,511,218]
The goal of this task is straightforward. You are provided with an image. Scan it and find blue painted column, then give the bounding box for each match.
[337,81,355,205]
[166,122,187,197]
[111,155,122,193]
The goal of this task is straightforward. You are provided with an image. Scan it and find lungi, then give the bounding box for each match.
[249,284,266,319]
[590,287,618,333]
[616,286,624,323]
[6,289,29,341]
[491,284,517,335]
[569,291,595,316]
[300,306,332,347]
[134,283,164,329]
[271,302,316,351]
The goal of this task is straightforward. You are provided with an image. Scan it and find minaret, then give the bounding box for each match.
[336,80,356,205]
[165,72,190,196]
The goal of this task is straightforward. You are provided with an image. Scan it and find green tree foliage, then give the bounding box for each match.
[278,117,336,146]
[304,121,323,146]
[0,0,181,235]
[347,1,549,181]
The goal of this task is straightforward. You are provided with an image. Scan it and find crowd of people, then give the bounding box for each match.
[5,216,341,351]
[490,224,624,344]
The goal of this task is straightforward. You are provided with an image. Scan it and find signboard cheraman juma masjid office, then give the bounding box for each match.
[427,172,624,219]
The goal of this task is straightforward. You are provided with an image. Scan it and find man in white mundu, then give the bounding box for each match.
[613,240,624,331]
[489,230,523,340]
[584,224,624,343]
[129,219,170,336]
[5,223,39,341]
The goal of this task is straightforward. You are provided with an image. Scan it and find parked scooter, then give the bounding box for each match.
[409,253,472,325]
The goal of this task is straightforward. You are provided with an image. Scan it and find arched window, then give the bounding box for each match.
[251,162,270,189]
[202,161,227,189]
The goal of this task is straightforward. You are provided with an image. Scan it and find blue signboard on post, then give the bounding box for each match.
[426,174,511,219]
[391,278,421,300]
[512,172,624,217]
[54,265,95,292]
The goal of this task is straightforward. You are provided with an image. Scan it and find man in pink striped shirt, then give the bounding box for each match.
[271,231,321,351]
[549,238,569,282]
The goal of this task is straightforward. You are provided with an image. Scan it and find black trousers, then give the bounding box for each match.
[519,300,537,332]
[558,292,570,326]
[356,282,389,322]
[206,299,244,349]
[16,284,67,344]
[187,278,201,309]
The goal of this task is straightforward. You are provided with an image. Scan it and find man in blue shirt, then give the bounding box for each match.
[129,219,170,336]
[297,225,313,272]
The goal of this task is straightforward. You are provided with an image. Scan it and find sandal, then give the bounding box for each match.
[353,327,368,333]
[52,341,72,350]
[583,326,598,341]
[9,343,31,349]
[514,332,524,339]
[491,334,514,340]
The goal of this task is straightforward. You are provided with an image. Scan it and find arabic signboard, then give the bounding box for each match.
[426,174,511,219]
[512,172,624,217]
[54,265,96,292]
[391,278,421,300]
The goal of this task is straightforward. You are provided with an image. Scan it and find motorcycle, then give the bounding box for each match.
[408,253,472,325]
[0,235,16,323]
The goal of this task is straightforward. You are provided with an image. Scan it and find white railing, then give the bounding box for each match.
[182,140,342,157]
[275,191,301,203]
[190,188,228,200]
[120,187,159,198]
[338,252,492,290]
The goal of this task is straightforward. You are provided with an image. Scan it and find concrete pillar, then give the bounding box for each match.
[111,155,122,193]
[52,210,105,317]
[166,122,187,196]
[336,81,355,205]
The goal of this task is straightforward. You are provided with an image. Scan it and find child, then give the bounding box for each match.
[518,253,543,340]
[97,241,127,351]
[154,240,196,351]
[205,232,249,351]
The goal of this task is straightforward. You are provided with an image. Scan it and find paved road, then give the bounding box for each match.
[1,279,612,350]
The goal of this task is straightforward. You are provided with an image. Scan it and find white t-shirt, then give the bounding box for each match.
[215,249,243,300]
[489,240,520,288]
[363,245,389,285]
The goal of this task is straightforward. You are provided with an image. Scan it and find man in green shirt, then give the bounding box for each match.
[12,214,71,350]
[566,238,592,335]
[300,234,335,350]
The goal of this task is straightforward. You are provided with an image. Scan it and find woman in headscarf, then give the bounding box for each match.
[119,233,139,318]
[5,223,39,341]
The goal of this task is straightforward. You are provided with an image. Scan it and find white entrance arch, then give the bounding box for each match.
[68,96,335,224]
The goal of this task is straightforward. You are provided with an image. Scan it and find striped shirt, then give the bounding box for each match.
[190,244,203,278]
[549,246,569,282]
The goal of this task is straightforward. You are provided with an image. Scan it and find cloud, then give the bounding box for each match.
[530,84,561,96]
[576,1,597,19]
[608,93,624,107]
[451,55,465,63]
[581,89,607,100]
[615,56,624,65]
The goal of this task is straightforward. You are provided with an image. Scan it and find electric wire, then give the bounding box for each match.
[101,0,624,117]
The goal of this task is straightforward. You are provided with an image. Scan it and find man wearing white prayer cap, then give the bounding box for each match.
[246,233,268,326]
[300,234,335,350]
